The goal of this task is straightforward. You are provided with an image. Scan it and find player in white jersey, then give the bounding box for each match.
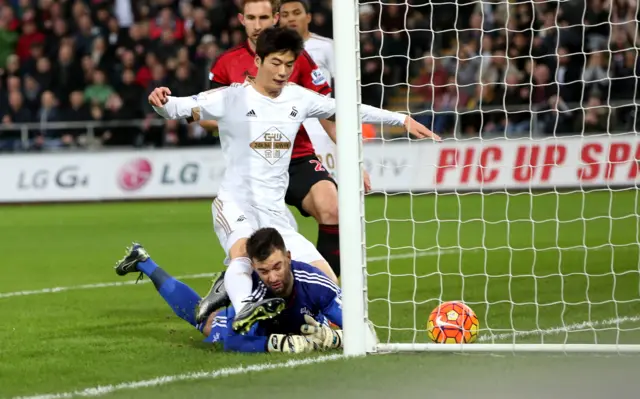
[279,0,338,180]
[148,27,440,333]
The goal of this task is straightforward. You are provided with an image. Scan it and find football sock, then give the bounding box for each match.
[224,257,254,313]
[317,224,340,277]
[137,258,201,328]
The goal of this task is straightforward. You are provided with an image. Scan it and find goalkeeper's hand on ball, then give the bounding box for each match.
[267,333,319,353]
[300,315,343,350]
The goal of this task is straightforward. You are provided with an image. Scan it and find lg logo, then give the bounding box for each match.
[117,159,153,191]
[117,158,201,192]
[17,166,89,189]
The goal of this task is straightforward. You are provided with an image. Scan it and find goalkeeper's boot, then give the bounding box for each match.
[114,243,149,283]
[195,272,231,323]
[232,297,286,334]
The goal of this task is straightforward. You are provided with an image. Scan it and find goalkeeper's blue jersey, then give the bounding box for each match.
[204,260,343,353]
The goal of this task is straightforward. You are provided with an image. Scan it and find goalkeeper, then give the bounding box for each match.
[113,227,343,353]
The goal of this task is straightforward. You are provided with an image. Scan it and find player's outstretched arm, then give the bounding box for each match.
[318,117,372,192]
[303,89,441,141]
[148,87,227,122]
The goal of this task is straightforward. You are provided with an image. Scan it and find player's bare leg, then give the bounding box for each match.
[196,238,286,332]
[301,180,341,280]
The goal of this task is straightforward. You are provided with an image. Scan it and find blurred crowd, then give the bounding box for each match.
[0,0,638,151]
[401,0,640,138]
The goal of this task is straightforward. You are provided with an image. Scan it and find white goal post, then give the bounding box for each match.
[332,0,369,356]
[333,0,640,355]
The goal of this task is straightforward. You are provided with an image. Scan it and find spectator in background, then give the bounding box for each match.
[84,69,114,106]
[102,92,142,146]
[4,54,20,79]
[1,90,31,151]
[75,13,98,57]
[15,11,44,62]
[149,7,184,41]
[118,69,144,114]
[0,18,18,70]
[23,42,45,76]
[502,70,532,136]
[360,38,384,107]
[616,53,640,130]
[555,47,583,103]
[63,90,91,142]
[33,90,65,150]
[574,93,612,133]
[412,53,448,128]
[0,0,638,150]
[0,4,19,33]
[4,90,31,125]
[414,53,448,108]
[582,51,610,97]
[33,57,53,95]
[531,63,555,107]
[22,74,41,114]
[539,94,574,134]
[432,75,470,134]
[52,43,83,106]
[90,36,112,71]
[480,48,507,87]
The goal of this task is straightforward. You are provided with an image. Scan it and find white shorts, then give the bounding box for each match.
[284,206,298,231]
[211,197,322,266]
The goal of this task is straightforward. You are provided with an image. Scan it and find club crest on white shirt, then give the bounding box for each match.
[249,127,292,165]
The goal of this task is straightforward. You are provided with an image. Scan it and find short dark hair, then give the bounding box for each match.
[280,0,310,12]
[255,26,304,62]
[246,227,287,262]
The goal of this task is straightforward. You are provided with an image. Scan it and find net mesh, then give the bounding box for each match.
[356,0,640,347]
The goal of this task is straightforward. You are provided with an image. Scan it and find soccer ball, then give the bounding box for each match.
[426,301,479,344]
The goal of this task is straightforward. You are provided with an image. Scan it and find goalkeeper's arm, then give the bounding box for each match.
[321,296,342,328]
[223,324,318,354]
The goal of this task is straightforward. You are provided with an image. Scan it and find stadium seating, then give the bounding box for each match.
[0,0,637,151]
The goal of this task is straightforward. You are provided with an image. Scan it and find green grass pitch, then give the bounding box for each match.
[1,189,640,398]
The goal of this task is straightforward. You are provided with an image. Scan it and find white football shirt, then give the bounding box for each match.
[303,33,339,179]
[153,83,405,210]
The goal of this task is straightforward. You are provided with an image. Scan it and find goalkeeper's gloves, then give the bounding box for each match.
[267,333,319,353]
[300,315,343,350]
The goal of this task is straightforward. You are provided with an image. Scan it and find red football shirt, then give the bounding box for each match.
[209,41,332,159]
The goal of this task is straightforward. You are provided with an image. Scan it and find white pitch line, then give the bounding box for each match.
[0,245,634,300]
[12,354,346,399]
[13,315,640,399]
[477,315,640,342]
[366,247,465,262]
[0,273,219,299]
[0,249,450,300]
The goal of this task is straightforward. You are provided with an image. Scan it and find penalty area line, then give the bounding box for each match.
[0,245,632,300]
[0,249,451,300]
[12,354,345,399]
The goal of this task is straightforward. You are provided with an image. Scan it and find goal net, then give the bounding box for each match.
[333,0,640,353]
